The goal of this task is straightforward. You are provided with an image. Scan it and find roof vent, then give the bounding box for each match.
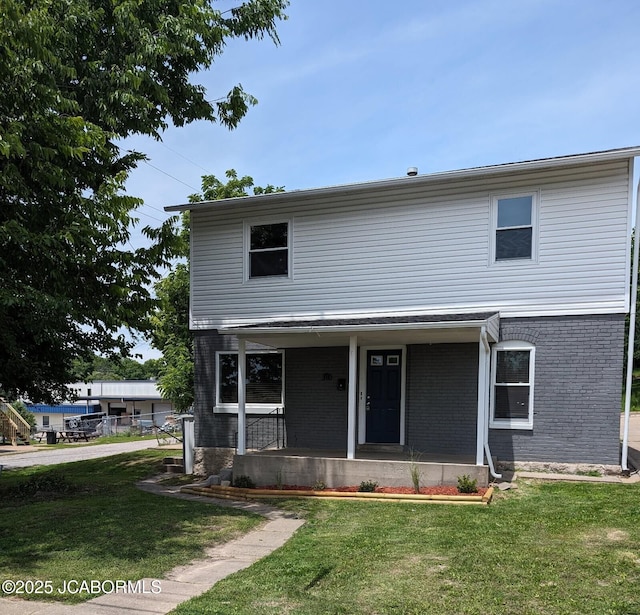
[407,167,418,176]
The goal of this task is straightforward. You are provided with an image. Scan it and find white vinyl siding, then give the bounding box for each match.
[190,159,632,328]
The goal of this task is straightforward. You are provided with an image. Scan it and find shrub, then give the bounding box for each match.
[358,480,378,493]
[312,480,327,491]
[457,474,478,494]
[233,475,256,489]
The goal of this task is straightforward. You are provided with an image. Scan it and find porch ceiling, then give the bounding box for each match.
[220,312,500,348]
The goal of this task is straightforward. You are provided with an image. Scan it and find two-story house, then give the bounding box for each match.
[168,147,639,487]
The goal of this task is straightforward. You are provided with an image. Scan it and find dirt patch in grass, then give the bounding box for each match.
[387,554,449,578]
[582,527,630,547]
[617,551,640,565]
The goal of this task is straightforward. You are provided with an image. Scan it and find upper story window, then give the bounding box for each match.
[490,340,535,430]
[247,221,290,278]
[492,193,537,263]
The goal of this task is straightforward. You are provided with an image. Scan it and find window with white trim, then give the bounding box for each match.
[246,221,290,279]
[216,351,283,409]
[492,193,536,262]
[490,341,535,429]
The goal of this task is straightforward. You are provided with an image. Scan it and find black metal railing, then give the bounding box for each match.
[234,407,286,452]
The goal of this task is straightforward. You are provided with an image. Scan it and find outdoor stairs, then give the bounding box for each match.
[0,399,32,446]
[162,456,184,474]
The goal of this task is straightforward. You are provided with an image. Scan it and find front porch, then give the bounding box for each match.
[233,447,489,488]
[223,312,502,487]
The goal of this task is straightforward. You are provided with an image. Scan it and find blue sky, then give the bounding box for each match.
[124,0,640,358]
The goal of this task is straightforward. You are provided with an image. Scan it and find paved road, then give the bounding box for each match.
[0,440,171,469]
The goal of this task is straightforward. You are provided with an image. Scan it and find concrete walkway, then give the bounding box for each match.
[0,477,304,615]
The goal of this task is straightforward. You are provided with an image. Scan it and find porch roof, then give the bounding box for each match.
[220,312,500,348]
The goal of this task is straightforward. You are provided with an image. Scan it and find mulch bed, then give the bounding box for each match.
[262,484,488,496]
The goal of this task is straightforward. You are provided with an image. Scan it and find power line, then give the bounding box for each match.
[118,145,202,203]
[158,141,212,174]
[133,208,166,224]
[140,159,200,192]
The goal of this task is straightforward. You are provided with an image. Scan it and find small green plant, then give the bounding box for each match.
[457,474,478,494]
[576,469,602,477]
[358,480,378,493]
[233,475,256,489]
[312,479,327,491]
[275,467,284,490]
[408,447,422,493]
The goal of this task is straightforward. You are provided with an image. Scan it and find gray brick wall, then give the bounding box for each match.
[406,343,478,456]
[488,314,624,464]
[194,312,624,464]
[284,347,349,449]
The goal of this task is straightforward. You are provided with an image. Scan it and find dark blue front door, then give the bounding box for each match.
[365,350,402,443]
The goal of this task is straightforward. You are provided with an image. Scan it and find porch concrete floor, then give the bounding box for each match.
[245,447,477,465]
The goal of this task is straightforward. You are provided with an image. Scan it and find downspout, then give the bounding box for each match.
[481,327,502,479]
[621,177,640,472]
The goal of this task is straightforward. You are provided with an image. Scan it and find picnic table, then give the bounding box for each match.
[58,431,90,443]
[34,431,92,443]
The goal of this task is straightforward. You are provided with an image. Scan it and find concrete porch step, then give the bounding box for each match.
[356,444,405,454]
[163,456,184,474]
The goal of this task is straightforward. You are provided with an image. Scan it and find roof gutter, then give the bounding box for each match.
[222,318,495,337]
[621,174,640,473]
[479,327,502,480]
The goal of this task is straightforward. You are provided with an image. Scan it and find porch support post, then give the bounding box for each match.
[347,335,358,460]
[237,338,246,455]
[476,327,489,466]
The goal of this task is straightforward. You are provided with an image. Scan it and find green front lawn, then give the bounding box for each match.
[172,481,640,615]
[0,450,262,603]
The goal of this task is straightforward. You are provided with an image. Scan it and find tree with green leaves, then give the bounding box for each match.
[12,400,36,430]
[149,170,284,411]
[71,354,161,381]
[0,0,288,403]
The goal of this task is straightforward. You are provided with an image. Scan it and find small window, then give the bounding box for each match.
[490,341,535,429]
[42,416,50,427]
[248,222,289,278]
[492,194,536,262]
[217,352,283,406]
